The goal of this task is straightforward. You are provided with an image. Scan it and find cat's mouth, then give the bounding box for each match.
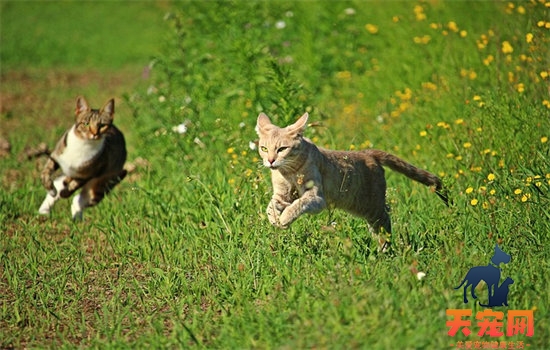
[88,134,103,141]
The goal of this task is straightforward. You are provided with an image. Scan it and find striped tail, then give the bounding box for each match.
[371,149,449,205]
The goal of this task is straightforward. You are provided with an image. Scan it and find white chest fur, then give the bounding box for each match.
[54,126,105,177]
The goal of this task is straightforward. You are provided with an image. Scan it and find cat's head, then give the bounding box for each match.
[74,96,115,140]
[255,112,308,170]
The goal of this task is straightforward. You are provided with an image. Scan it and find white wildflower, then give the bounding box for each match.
[275,20,286,29]
[172,123,187,134]
[344,8,356,15]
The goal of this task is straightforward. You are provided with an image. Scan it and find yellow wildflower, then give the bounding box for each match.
[541,71,549,79]
[422,82,437,90]
[465,187,474,194]
[460,30,467,38]
[455,118,464,125]
[227,147,235,154]
[526,33,534,43]
[487,173,496,181]
[470,199,479,206]
[501,41,513,54]
[516,83,525,93]
[483,55,494,66]
[365,24,379,34]
[463,142,472,148]
[514,188,522,195]
[414,5,426,21]
[541,136,548,143]
[413,35,431,44]
[336,71,352,80]
[448,21,459,32]
[419,130,427,137]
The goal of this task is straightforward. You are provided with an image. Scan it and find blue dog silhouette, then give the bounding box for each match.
[455,244,511,304]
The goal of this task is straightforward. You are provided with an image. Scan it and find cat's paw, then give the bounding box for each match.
[59,188,72,198]
[43,180,57,196]
[277,210,294,229]
[267,209,280,226]
[71,194,85,221]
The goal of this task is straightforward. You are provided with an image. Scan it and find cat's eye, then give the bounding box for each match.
[277,147,288,153]
[260,146,268,152]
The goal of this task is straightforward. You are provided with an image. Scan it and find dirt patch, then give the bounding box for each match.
[0,67,148,140]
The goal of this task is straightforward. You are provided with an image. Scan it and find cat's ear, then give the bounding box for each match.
[76,96,89,115]
[288,112,308,137]
[256,112,273,136]
[102,99,115,117]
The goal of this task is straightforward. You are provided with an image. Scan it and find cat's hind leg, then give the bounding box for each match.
[366,205,392,252]
[71,170,127,220]
[38,176,66,215]
[59,177,86,198]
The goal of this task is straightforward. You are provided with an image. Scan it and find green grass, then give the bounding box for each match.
[1,1,549,348]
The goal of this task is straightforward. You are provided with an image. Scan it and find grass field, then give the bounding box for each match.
[1,1,549,349]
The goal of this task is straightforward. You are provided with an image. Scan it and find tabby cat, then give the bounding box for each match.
[255,112,447,249]
[39,96,127,220]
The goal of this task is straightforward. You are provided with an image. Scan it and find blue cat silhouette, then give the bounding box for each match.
[454,244,511,304]
[479,277,514,307]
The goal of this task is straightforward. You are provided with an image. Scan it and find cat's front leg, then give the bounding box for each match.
[267,198,292,227]
[38,176,65,215]
[41,158,60,196]
[278,189,326,228]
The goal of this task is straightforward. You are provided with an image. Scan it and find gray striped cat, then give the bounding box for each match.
[39,96,127,220]
[256,112,447,250]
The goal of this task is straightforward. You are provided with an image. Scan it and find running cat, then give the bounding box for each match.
[39,96,127,220]
[255,112,447,250]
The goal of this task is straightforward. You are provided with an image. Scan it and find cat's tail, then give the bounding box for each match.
[23,143,51,160]
[370,149,449,205]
